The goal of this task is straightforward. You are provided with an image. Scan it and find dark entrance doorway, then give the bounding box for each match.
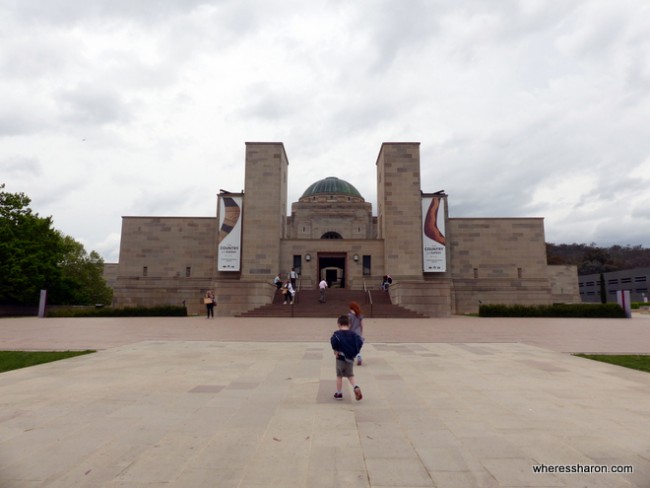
[318,253,346,288]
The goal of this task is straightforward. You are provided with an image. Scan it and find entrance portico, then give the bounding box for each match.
[317,252,347,288]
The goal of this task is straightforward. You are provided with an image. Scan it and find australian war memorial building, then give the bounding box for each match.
[111,142,579,316]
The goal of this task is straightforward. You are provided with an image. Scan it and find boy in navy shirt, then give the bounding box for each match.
[330,315,364,401]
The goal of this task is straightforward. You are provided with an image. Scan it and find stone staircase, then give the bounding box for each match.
[237,288,428,318]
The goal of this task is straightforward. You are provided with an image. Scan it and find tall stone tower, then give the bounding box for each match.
[376,143,423,279]
[240,142,288,280]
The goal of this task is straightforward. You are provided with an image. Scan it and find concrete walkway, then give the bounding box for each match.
[1,315,649,487]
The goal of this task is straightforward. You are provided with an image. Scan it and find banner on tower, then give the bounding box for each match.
[217,195,242,271]
[422,196,447,272]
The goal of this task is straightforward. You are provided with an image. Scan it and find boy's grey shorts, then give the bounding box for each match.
[336,358,354,378]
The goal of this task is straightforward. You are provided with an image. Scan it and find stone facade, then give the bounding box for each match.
[110,141,580,316]
[377,143,424,280]
[112,217,216,309]
[449,218,557,313]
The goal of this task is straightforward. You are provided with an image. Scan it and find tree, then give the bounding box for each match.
[0,184,113,305]
[0,184,64,304]
[51,235,113,305]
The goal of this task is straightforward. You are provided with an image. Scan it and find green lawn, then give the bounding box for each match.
[574,354,650,373]
[0,350,95,373]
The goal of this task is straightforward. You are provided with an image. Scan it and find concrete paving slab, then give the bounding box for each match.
[1,315,650,487]
[1,313,650,353]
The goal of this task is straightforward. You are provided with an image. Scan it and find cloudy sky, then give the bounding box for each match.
[1,0,649,262]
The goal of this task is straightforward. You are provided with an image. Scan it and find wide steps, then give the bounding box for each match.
[237,288,428,318]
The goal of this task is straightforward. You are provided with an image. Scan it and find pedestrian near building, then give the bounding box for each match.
[204,290,216,319]
[289,268,298,289]
[319,278,328,303]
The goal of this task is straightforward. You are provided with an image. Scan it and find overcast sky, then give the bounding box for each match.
[2,0,649,263]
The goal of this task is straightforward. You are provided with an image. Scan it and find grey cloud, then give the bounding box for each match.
[356,0,445,73]
[577,174,648,209]
[0,156,42,177]
[631,201,650,221]
[0,29,75,80]
[131,185,204,217]
[328,99,402,136]
[0,113,43,137]
[58,84,132,126]
[240,86,301,121]
[3,0,214,25]
[591,221,650,248]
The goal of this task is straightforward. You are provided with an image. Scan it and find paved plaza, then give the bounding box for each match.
[1,314,649,487]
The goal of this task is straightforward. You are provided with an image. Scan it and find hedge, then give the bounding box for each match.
[47,305,187,318]
[479,303,626,318]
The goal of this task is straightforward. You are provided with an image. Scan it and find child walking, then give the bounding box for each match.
[330,315,364,401]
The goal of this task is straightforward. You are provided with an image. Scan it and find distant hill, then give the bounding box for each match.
[547,243,650,275]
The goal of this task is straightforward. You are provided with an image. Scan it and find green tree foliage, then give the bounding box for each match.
[0,184,113,305]
[49,236,113,305]
[0,184,63,304]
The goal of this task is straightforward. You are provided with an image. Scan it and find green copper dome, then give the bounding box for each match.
[301,176,363,199]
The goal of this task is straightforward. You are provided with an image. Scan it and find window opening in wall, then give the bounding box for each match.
[621,278,632,284]
[293,255,302,275]
[143,266,148,277]
[363,255,371,276]
[473,268,478,279]
[186,266,191,277]
[321,231,342,239]
[517,267,522,279]
[635,276,647,282]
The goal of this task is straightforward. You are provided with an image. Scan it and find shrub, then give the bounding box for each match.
[48,305,187,318]
[479,303,626,318]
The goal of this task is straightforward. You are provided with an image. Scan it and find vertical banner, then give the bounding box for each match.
[616,290,632,318]
[422,196,447,272]
[38,289,47,318]
[218,195,242,271]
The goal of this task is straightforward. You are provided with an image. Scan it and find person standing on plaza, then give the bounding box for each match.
[330,315,363,401]
[319,278,328,303]
[348,301,365,365]
[205,290,216,319]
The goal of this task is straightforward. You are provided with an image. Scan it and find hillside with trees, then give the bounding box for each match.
[547,243,650,275]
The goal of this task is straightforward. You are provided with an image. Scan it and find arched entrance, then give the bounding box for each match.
[318,252,346,288]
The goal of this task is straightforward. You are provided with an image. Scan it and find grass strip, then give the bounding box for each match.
[574,354,650,373]
[0,350,95,373]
